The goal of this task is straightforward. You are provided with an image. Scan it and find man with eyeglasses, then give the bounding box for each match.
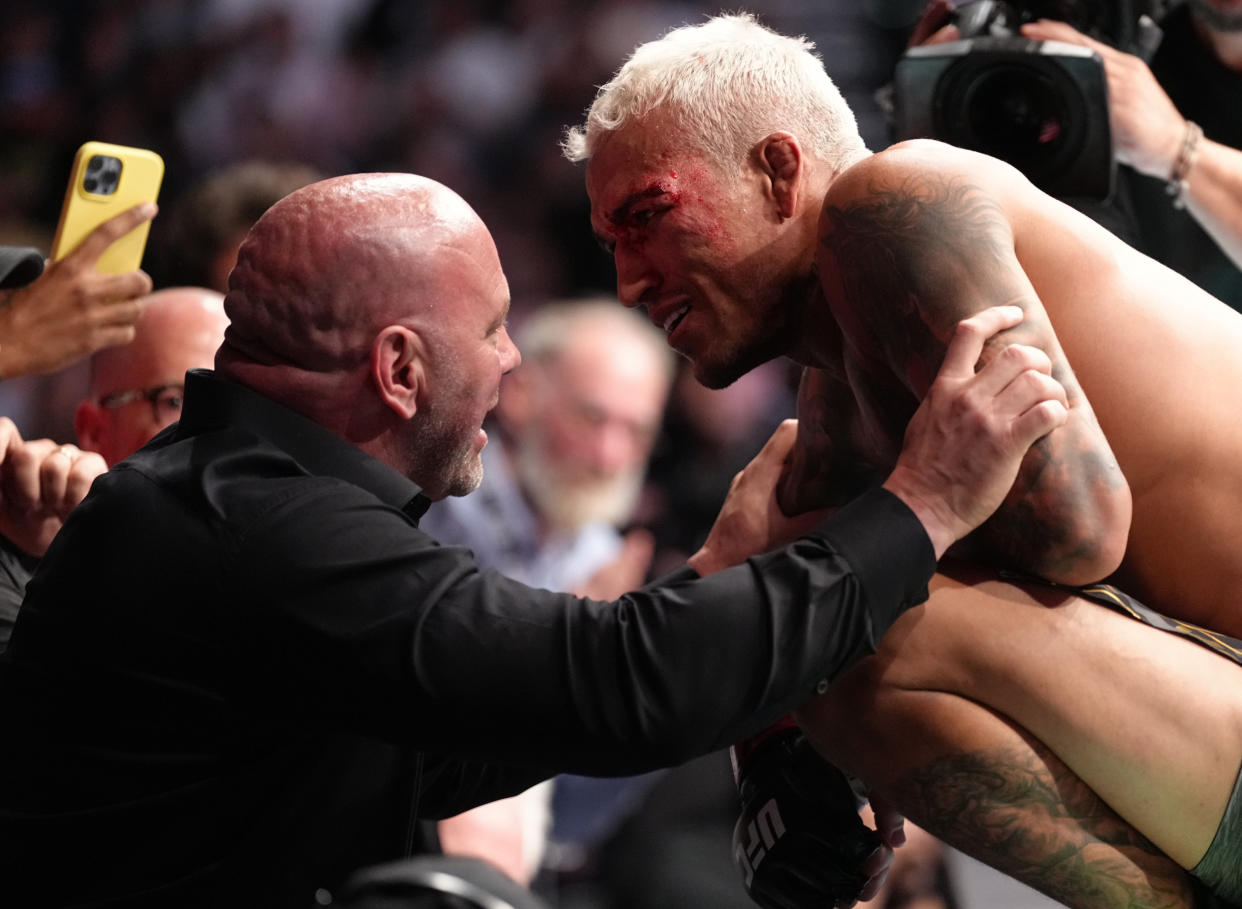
[73,286,226,468]
[0,286,226,650]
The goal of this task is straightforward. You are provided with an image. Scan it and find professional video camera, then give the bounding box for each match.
[892,0,1164,200]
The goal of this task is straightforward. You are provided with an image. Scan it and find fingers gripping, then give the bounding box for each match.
[885,306,1069,555]
[968,342,1067,453]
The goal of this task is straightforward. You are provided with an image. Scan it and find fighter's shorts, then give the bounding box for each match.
[1037,578,1242,907]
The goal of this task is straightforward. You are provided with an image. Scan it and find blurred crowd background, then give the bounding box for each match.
[0,0,923,306]
[0,0,928,558]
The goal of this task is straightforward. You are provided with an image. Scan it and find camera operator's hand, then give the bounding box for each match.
[908,0,961,47]
[1019,20,1184,179]
[0,203,155,380]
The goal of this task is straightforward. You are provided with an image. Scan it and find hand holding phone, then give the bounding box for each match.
[50,141,164,274]
[0,204,155,378]
[0,144,162,379]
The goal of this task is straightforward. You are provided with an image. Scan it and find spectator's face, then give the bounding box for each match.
[77,294,227,466]
[586,108,798,389]
[403,225,520,500]
[513,334,667,530]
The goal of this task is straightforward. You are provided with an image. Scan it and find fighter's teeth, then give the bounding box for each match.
[663,304,689,333]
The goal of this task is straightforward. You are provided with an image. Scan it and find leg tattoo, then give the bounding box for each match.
[892,734,1193,909]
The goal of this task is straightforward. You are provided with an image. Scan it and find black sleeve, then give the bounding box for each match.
[239,483,934,777]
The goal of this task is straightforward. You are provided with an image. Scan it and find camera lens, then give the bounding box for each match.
[84,177,99,192]
[935,55,1085,185]
[965,66,1068,163]
[86,156,104,173]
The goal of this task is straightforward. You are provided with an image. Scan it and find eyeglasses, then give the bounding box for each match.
[97,384,185,424]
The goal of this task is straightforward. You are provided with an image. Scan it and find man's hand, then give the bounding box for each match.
[0,203,155,379]
[1019,19,1185,179]
[0,418,106,556]
[883,306,1068,558]
[689,421,832,577]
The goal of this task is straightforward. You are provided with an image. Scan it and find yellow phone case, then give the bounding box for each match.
[50,141,165,274]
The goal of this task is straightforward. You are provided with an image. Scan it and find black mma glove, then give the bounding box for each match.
[731,719,884,909]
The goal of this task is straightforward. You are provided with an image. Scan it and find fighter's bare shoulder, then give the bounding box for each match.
[825,139,1028,210]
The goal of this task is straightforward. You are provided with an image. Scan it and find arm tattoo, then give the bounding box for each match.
[822,174,1128,580]
[894,738,1193,908]
[822,175,1021,381]
[781,366,887,515]
[783,386,883,513]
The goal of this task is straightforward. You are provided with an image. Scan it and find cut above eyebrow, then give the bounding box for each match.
[609,185,668,226]
[594,185,670,254]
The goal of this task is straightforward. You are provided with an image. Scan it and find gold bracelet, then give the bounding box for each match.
[1166,120,1203,210]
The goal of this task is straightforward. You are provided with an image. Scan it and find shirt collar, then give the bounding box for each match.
[175,369,430,520]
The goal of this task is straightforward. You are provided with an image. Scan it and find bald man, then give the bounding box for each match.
[0,287,226,652]
[74,286,227,467]
[0,173,1062,908]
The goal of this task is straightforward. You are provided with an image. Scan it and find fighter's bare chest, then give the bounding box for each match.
[797,356,911,471]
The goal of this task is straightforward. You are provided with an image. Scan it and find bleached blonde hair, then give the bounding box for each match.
[562,12,868,172]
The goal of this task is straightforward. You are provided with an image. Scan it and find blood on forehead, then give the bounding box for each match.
[594,175,686,247]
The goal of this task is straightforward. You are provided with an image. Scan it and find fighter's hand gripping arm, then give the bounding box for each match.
[809,147,1130,585]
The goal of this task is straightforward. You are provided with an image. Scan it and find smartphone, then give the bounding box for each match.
[50,141,165,274]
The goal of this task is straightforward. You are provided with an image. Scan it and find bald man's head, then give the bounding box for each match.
[218,173,488,378]
[211,173,519,498]
[76,286,227,466]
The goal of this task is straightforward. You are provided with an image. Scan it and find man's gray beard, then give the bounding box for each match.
[408,410,483,500]
[1190,0,1242,32]
[514,438,643,533]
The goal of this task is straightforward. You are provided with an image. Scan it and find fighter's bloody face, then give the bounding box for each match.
[585,114,797,389]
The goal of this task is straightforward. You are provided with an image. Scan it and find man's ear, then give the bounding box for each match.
[73,400,107,455]
[757,132,803,221]
[371,325,426,420]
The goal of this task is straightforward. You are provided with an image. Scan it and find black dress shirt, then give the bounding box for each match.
[0,369,935,908]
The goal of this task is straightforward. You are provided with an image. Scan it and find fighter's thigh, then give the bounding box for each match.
[845,564,1242,868]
